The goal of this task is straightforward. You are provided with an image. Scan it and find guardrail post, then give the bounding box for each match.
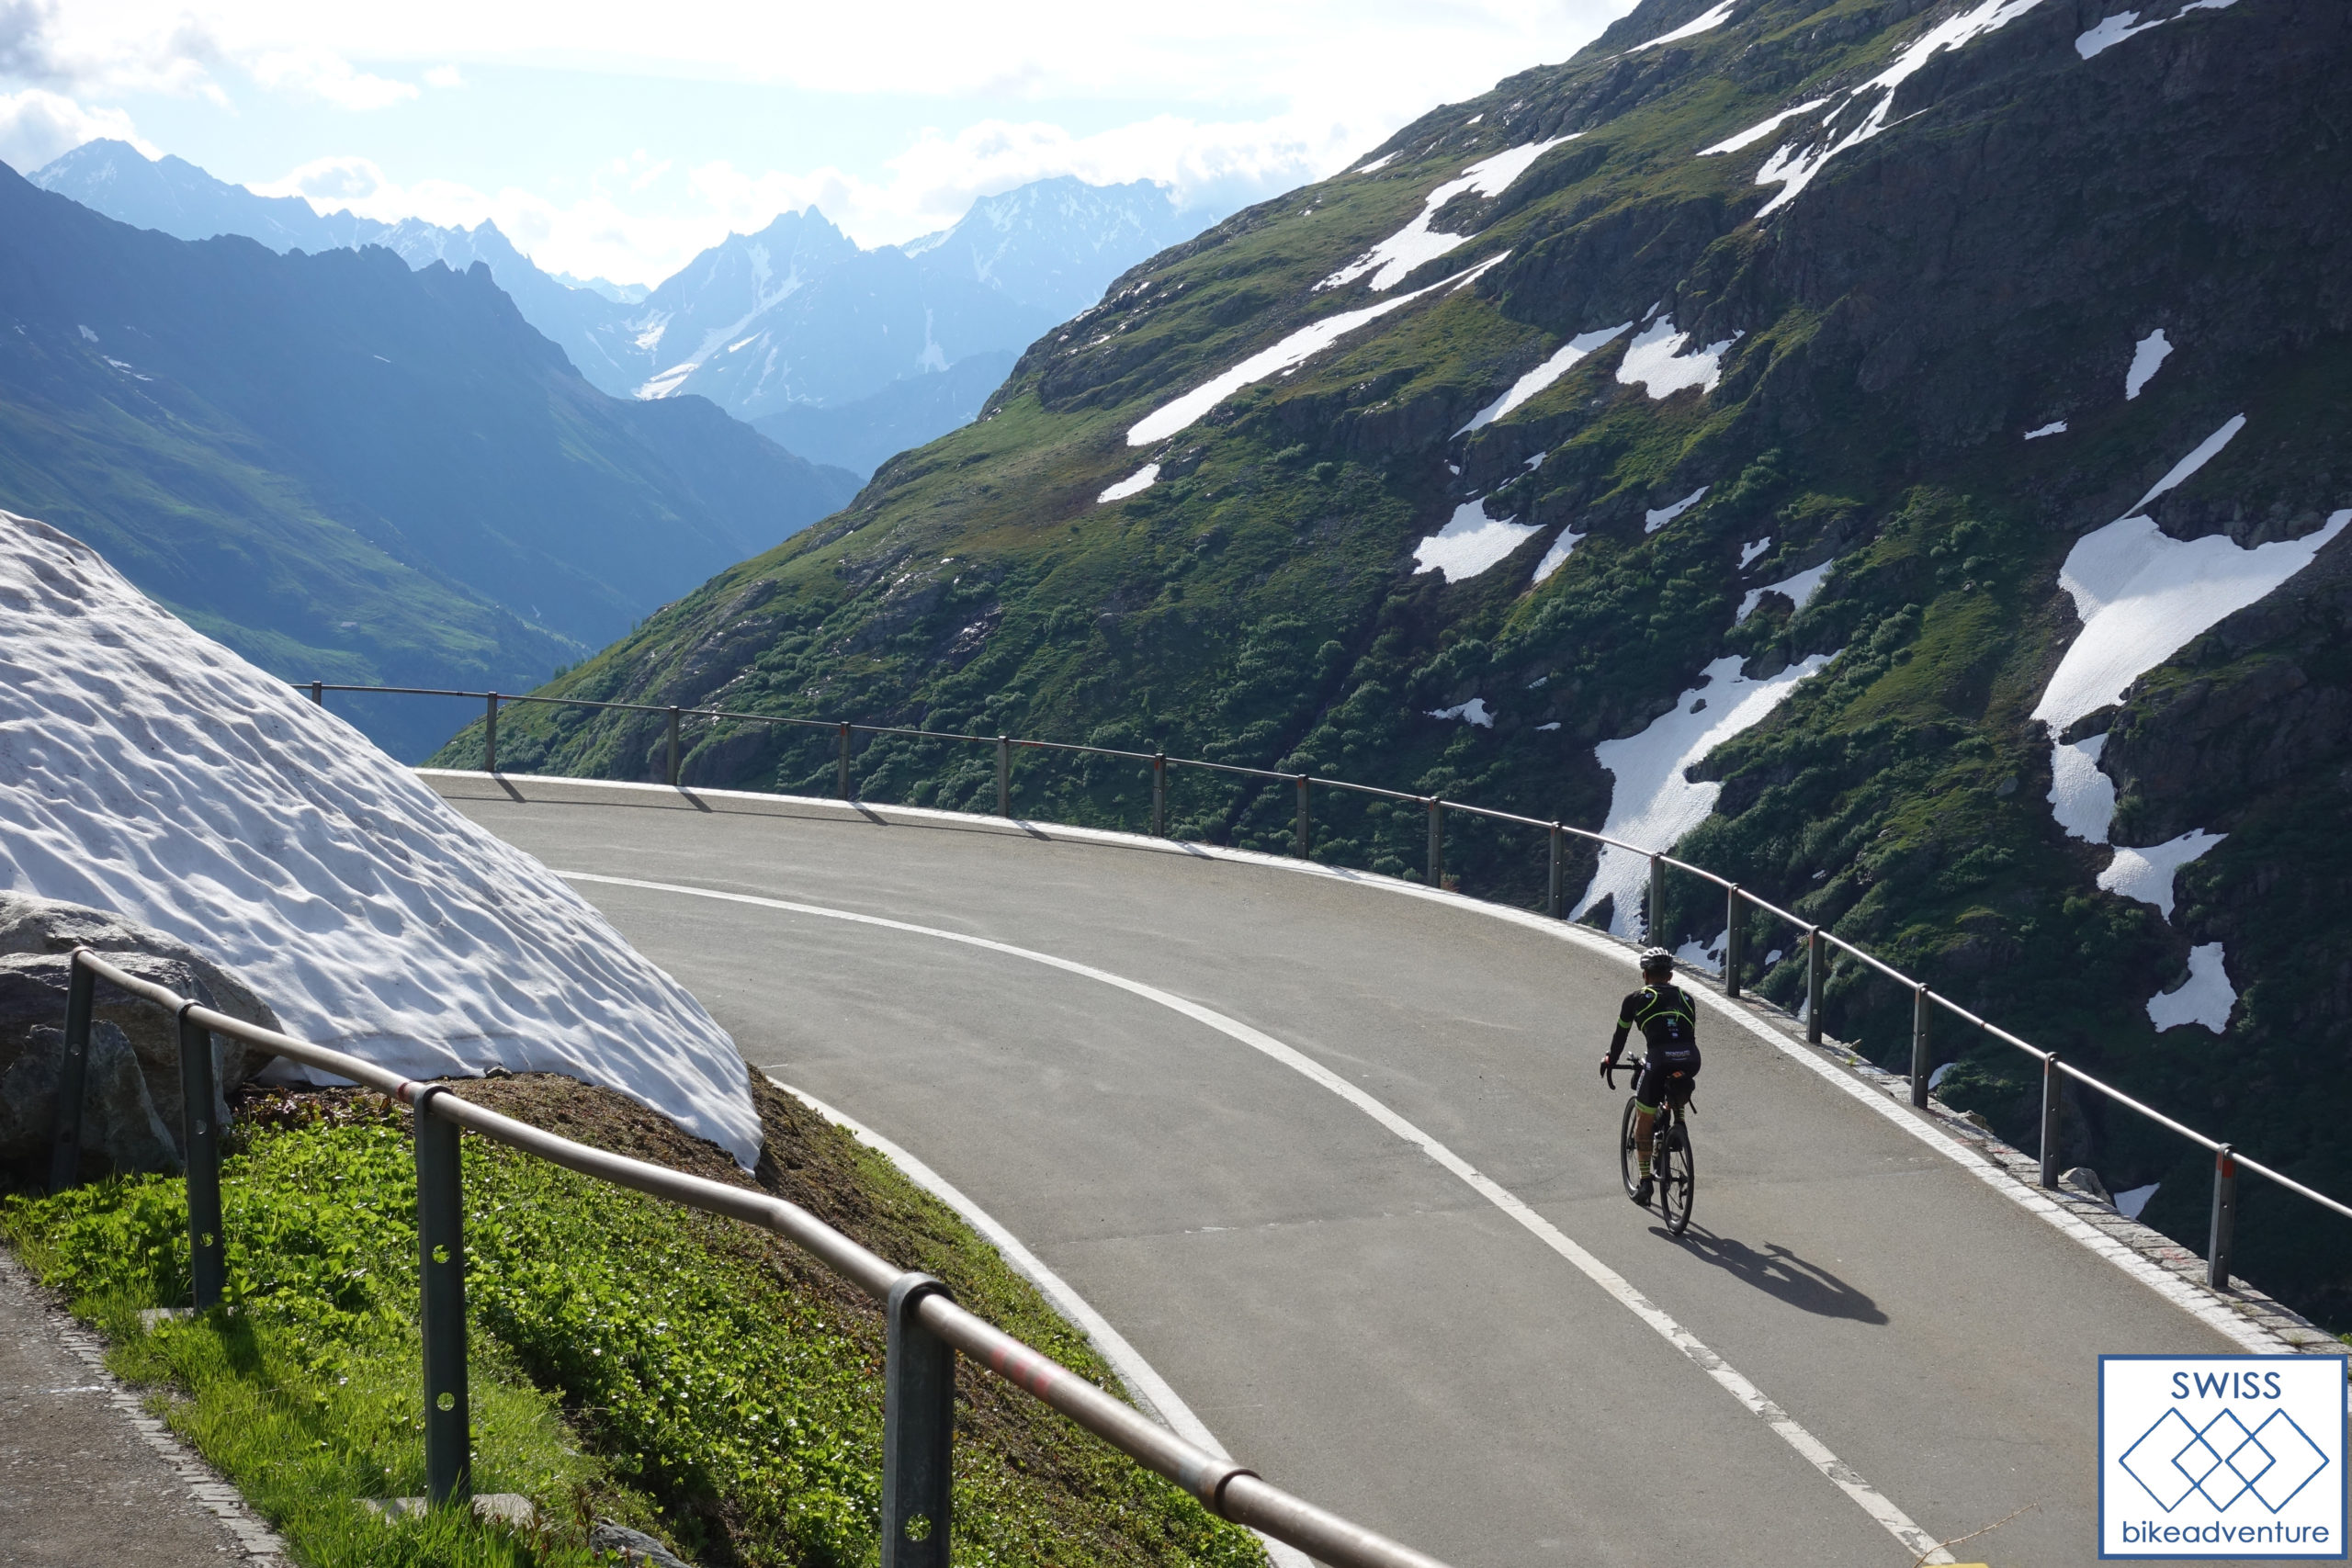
[309,680,322,705]
[483,693,499,774]
[1548,824,1565,919]
[996,737,1011,818]
[176,1004,225,1310]
[1646,855,1666,945]
[1909,984,1930,1109]
[1295,775,1310,859]
[1724,886,1744,998]
[2207,1145,2237,1291]
[413,1092,471,1508]
[1805,928,1824,1044]
[1426,798,1443,887]
[1151,753,1167,838]
[666,707,682,787]
[882,1274,955,1568]
[838,722,854,800]
[2039,1054,2062,1189]
[46,951,96,1194]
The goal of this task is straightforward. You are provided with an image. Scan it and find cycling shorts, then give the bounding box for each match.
[1634,1053,1699,1111]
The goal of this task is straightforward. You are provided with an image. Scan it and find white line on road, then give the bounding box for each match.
[765,1075,1316,1568]
[561,868,1958,1565]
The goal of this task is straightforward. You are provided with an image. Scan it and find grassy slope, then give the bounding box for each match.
[1,1075,1265,1568]
[434,0,2352,1320]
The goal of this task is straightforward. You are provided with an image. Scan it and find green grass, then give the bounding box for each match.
[2,1083,1269,1567]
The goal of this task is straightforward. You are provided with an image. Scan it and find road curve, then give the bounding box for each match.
[432,773,2260,1568]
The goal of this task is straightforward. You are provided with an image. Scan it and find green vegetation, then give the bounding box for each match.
[2,1077,1266,1567]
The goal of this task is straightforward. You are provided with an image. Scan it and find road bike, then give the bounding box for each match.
[1607,1057,1696,1235]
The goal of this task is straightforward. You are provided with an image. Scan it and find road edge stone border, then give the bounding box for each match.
[0,1244,288,1562]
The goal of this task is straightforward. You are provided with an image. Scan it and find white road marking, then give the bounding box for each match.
[764,1075,1316,1568]
[560,867,1958,1565]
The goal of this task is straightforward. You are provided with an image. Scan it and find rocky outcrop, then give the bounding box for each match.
[0,893,278,1184]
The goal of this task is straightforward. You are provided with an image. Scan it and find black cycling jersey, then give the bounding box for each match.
[1606,983,1700,1066]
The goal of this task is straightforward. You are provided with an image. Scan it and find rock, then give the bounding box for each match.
[590,1521,697,1567]
[0,893,279,1185]
[2060,1167,2116,1208]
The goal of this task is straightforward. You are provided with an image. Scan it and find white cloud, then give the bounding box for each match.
[248,46,418,109]
[0,86,152,173]
[421,62,462,89]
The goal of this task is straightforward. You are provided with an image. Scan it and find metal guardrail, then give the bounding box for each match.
[308,680,2352,1291]
[44,947,1447,1568]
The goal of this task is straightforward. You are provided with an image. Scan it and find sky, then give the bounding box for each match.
[0,0,1635,288]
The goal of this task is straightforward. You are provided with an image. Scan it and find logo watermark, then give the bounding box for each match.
[2101,1355,2347,1559]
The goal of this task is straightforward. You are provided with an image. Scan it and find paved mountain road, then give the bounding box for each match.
[431,773,2257,1568]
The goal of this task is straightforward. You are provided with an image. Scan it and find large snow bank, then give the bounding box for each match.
[0,512,761,1165]
[1321,140,1573,293]
[1737,558,1834,623]
[2049,734,2119,843]
[2124,329,2172,400]
[1127,254,1506,446]
[1571,652,1837,937]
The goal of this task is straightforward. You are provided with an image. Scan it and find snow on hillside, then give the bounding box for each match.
[0,512,760,1164]
[1320,139,1573,293]
[1572,651,1838,938]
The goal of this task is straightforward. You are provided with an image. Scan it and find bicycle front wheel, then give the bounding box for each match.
[1619,1096,1644,1199]
[1659,1118,1696,1235]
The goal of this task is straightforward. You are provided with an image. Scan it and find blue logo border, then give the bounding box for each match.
[2099,1354,2348,1561]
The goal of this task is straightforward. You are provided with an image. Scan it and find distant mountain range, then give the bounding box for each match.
[0,160,856,761]
[34,142,1214,477]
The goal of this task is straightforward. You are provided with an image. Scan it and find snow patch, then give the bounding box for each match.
[1615,318,1736,399]
[1128,254,1508,446]
[1674,929,1729,976]
[2125,413,2244,515]
[1737,558,1834,623]
[2049,733,2119,844]
[2098,829,2222,919]
[636,363,696,400]
[2076,0,2237,59]
[1097,464,1160,503]
[1627,0,1737,53]
[2025,421,2069,440]
[1459,323,1633,432]
[1739,536,1773,569]
[1413,497,1543,581]
[1700,99,1832,156]
[1928,1061,1957,1091]
[1532,526,1587,584]
[1537,721,1562,732]
[2124,329,2172,400]
[1754,0,2049,217]
[0,512,759,1164]
[1571,652,1838,937]
[2147,943,2234,1033]
[1644,486,1710,533]
[1353,152,1399,175]
[1321,139,1574,292]
[1428,698,1495,728]
[2115,1182,2159,1220]
[2032,479,2343,737]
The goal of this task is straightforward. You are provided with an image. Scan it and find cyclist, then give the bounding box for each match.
[1600,946,1700,1206]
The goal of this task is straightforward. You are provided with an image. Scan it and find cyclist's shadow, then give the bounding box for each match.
[1659,1223,1889,1324]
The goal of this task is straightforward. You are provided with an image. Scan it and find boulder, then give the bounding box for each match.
[0,892,278,1185]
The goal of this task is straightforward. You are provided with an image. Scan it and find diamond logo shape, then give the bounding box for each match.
[2245,1411,2331,1514]
[2120,1410,2203,1510]
[2187,1411,2258,1510]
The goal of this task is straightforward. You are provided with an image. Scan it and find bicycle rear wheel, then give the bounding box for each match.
[1619,1097,1644,1199]
[1659,1118,1695,1235]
